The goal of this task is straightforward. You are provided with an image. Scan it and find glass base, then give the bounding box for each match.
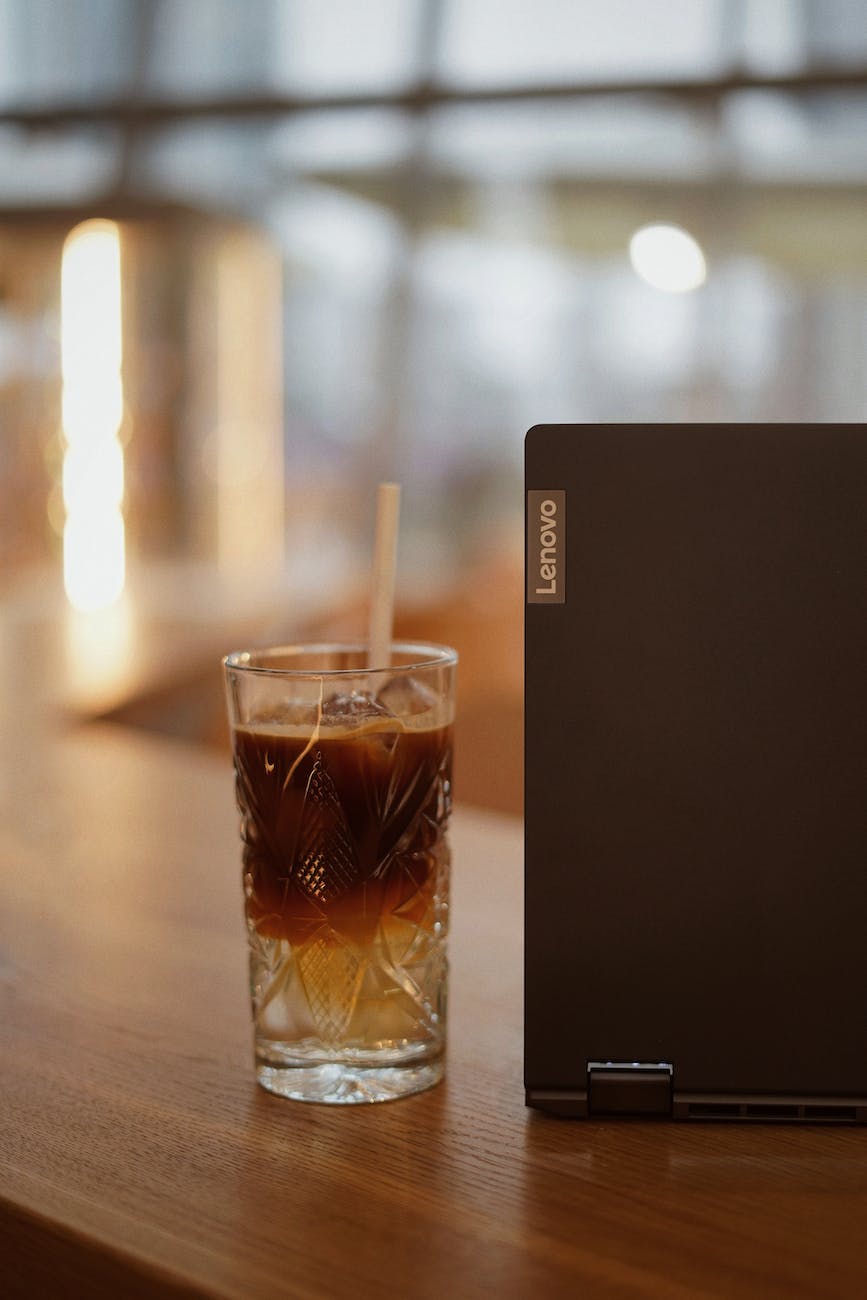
[256,1054,443,1104]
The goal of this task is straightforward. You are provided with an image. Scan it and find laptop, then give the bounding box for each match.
[524,424,867,1121]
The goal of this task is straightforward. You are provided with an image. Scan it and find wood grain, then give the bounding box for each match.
[2,618,867,1298]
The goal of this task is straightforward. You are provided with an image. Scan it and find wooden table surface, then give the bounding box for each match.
[2,604,867,1298]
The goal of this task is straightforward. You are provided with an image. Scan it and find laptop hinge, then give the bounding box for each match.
[525,1088,588,1116]
[587,1062,673,1116]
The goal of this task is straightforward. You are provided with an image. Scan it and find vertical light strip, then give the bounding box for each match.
[60,220,126,611]
[214,228,284,576]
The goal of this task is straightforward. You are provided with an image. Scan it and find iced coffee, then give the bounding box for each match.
[224,644,456,1104]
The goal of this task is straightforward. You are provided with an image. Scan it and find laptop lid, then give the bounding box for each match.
[525,424,867,1120]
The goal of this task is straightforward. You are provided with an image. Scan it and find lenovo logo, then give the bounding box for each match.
[527,490,565,605]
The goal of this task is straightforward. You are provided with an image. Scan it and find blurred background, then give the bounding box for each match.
[2,0,867,811]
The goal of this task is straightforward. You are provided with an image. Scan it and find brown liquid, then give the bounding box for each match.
[232,720,453,946]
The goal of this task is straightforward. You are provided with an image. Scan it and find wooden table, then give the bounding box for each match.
[2,607,867,1298]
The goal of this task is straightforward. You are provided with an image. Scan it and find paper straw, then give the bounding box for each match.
[367,482,401,670]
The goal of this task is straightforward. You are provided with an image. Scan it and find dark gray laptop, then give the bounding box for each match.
[525,424,867,1121]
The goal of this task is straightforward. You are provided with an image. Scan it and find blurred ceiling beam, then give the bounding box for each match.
[3,177,864,280]
[311,172,867,273]
[0,201,207,226]
[2,66,867,132]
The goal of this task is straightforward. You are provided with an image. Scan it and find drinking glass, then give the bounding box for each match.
[224,643,456,1104]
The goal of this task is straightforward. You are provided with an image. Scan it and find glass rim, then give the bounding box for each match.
[223,640,458,679]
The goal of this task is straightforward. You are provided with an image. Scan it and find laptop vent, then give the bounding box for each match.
[682,1100,860,1123]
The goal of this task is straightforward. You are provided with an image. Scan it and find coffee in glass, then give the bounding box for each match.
[224,644,456,1104]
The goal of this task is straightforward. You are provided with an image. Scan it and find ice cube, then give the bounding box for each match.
[254,700,321,729]
[375,675,438,720]
[320,690,393,727]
